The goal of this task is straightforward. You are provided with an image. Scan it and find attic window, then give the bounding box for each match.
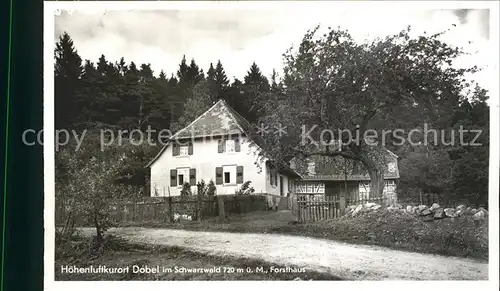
[179,145,188,156]
[225,140,235,152]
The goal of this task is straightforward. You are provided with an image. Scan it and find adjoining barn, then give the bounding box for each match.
[290,152,400,206]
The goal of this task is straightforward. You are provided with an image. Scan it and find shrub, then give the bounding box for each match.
[180,183,192,198]
[235,181,255,195]
[196,180,217,197]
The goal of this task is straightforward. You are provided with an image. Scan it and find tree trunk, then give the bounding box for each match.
[367,166,384,199]
[355,150,385,199]
[94,216,103,244]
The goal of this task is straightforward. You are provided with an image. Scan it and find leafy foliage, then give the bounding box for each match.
[255,25,486,199]
[235,181,256,195]
[197,180,217,197]
[55,134,143,243]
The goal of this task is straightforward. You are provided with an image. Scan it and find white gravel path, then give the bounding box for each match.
[79,227,488,280]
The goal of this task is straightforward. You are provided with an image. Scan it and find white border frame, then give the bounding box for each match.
[44,1,499,291]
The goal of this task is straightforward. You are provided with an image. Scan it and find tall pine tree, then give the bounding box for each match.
[54,32,83,129]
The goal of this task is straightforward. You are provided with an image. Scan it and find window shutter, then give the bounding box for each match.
[189,168,196,185]
[188,142,193,155]
[170,169,177,186]
[172,143,179,156]
[235,138,241,152]
[217,139,224,153]
[236,166,244,184]
[215,167,223,185]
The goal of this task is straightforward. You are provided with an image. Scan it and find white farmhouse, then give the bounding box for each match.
[146,99,300,197]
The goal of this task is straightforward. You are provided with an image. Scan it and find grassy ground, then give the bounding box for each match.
[55,234,341,281]
[118,210,488,261]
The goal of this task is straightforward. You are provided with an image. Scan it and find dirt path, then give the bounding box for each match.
[81,227,488,280]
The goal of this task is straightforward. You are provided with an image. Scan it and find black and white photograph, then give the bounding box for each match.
[44,0,498,287]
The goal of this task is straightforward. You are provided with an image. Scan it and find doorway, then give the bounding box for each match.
[279,176,284,196]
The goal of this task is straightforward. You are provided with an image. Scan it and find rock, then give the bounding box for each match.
[420,209,432,216]
[418,205,428,212]
[372,204,382,210]
[387,206,401,212]
[477,207,488,216]
[456,204,466,211]
[364,202,377,208]
[352,205,363,217]
[465,207,472,215]
[433,208,446,219]
[455,209,464,217]
[444,208,456,218]
[406,205,413,213]
[430,203,440,212]
[349,205,358,210]
[472,211,485,221]
[471,208,477,215]
[394,204,403,209]
[422,215,434,222]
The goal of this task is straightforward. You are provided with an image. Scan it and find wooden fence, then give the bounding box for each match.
[296,194,344,222]
[295,194,401,222]
[55,194,269,226]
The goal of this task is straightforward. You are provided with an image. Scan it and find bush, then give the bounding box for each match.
[197,180,217,197]
[235,181,255,195]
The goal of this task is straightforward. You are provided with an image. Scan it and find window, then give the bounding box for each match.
[177,168,190,186]
[222,165,237,185]
[225,140,236,152]
[179,145,189,156]
[218,138,240,153]
[384,180,396,193]
[173,142,193,156]
[359,182,370,200]
[269,166,278,187]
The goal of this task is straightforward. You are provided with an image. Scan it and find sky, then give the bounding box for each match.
[54,3,496,97]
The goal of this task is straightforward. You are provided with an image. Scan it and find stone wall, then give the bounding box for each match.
[345,202,488,222]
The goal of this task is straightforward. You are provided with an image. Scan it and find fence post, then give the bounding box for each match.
[196,194,201,222]
[217,196,225,219]
[339,196,346,214]
[168,196,173,222]
[296,197,302,221]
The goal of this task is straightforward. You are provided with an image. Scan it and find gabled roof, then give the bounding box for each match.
[170,99,254,140]
[146,100,298,178]
[291,150,400,181]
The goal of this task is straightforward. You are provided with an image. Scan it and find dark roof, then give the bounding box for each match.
[291,150,399,181]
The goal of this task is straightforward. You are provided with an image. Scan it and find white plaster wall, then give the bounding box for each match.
[264,166,290,196]
[150,137,268,196]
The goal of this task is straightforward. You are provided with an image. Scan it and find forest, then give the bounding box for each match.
[54,27,489,219]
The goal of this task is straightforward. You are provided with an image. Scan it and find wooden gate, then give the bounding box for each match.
[296,194,344,222]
